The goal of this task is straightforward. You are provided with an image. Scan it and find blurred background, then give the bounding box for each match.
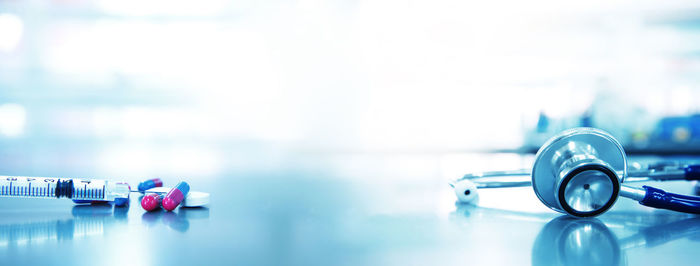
[1,0,700,179]
[4,2,700,265]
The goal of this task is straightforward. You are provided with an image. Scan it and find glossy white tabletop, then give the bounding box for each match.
[1,151,698,266]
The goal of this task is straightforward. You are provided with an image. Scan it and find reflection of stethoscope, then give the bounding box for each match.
[532,216,700,266]
[451,204,700,266]
[450,128,700,217]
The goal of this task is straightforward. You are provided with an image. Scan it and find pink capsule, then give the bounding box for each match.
[162,181,190,211]
[141,193,163,211]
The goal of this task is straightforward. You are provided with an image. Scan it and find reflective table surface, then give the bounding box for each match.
[1,151,699,266]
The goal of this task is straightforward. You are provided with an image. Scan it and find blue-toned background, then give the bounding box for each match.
[1,1,700,265]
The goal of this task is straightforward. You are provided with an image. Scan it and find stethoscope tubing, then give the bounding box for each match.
[452,164,700,214]
[451,164,700,189]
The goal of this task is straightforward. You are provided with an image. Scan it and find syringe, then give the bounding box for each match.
[0,176,131,206]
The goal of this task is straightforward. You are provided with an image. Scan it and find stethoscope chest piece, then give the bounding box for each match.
[532,128,627,217]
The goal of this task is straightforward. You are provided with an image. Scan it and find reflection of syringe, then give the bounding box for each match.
[0,205,128,247]
[0,176,130,205]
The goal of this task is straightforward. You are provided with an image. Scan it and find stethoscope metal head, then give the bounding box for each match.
[532,128,627,217]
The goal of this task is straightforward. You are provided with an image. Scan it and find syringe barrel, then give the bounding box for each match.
[0,176,129,202]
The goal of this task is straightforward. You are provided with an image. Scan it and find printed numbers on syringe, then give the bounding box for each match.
[0,177,58,198]
[0,177,107,199]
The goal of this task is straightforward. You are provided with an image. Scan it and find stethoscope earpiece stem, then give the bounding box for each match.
[621,185,700,214]
[634,186,700,214]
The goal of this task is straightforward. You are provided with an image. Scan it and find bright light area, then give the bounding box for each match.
[97,0,233,16]
[97,144,223,176]
[0,103,26,137]
[2,0,700,151]
[0,13,23,52]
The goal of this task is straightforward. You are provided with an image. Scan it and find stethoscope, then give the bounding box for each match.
[450,127,700,217]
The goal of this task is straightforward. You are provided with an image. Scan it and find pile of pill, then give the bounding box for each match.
[139,180,199,212]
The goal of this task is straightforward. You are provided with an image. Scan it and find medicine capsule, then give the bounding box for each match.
[138,178,163,192]
[141,193,163,211]
[162,181,190,211]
